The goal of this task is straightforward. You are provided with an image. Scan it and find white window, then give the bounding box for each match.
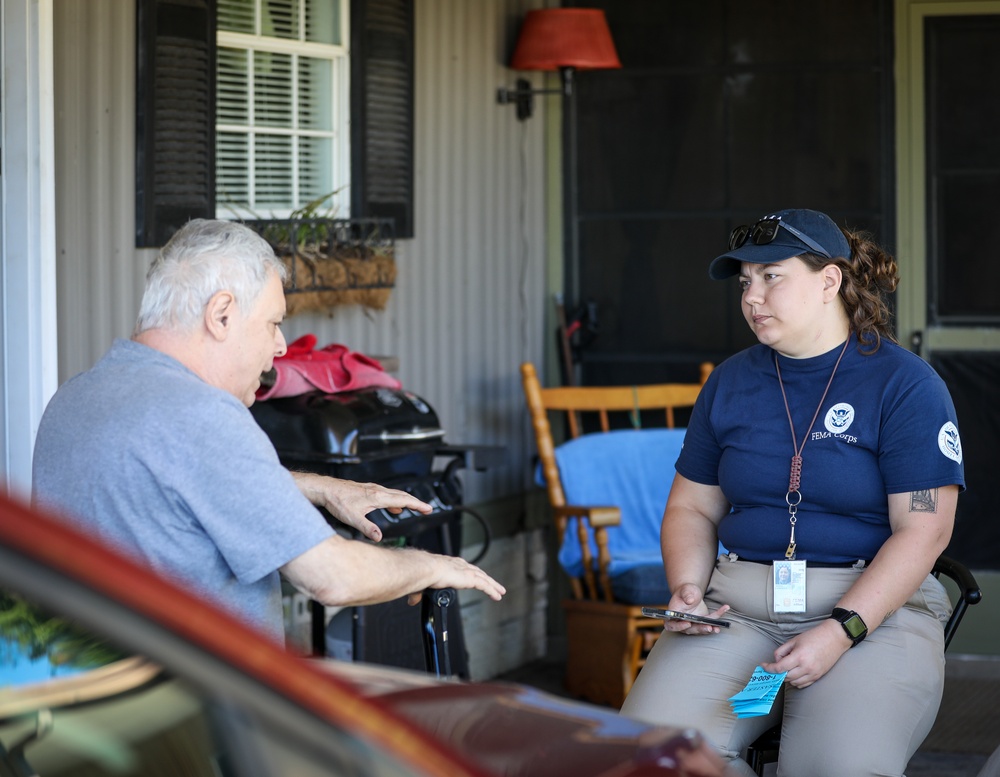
[216,0,350,219]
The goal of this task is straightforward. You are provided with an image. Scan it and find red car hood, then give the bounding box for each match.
[318,661,732,777]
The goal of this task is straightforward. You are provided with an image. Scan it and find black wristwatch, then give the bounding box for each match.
[830,608,868,647]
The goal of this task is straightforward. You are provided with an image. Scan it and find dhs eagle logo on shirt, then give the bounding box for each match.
[938,422,963,464]
[824,403,855,434]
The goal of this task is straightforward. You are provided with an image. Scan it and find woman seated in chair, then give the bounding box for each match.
[620,209,964,777]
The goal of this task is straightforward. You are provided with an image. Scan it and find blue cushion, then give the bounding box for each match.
[611,563,671,605]
[545,428,686,582]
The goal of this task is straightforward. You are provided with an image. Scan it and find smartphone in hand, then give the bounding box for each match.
[641,606,731,628]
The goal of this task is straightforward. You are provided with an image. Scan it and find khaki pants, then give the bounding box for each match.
[620,556,952,777]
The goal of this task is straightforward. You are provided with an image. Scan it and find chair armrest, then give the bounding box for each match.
[932,554,983,650]
[933,554,983,605]
[553,505,622,527]
[552,505,620,602]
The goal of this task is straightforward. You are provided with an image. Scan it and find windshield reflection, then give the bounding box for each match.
[1,593,125,689]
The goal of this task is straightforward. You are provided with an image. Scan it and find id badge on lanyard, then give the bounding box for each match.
[772,559,807,612]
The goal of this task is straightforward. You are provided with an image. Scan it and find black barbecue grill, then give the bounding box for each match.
[250,386,502,677]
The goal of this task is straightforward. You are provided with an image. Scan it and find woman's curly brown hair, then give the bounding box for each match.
[799,228,899,354]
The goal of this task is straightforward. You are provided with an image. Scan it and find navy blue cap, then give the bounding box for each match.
[709,209,851,280]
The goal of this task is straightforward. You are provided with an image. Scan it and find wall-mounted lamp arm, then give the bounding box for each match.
[496,68,576,121]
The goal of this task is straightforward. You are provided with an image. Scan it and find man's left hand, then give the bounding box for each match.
[291,471,432,542]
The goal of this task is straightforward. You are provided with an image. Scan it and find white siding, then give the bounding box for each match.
[54,0,149,378]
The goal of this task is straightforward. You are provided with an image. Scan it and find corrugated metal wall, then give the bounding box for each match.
[54,1,151,371]
[53,0,551,505]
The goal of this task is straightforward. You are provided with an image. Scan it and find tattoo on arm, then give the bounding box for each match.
[909,488,939,514]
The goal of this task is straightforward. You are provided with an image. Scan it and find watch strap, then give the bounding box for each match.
[831,607,868,647]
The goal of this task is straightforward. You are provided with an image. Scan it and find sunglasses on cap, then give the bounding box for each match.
[729,217,832,259]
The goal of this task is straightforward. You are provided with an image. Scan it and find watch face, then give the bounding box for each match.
[843,614,867,639]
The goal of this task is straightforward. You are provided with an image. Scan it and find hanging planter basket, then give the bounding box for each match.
[244,217,396,316]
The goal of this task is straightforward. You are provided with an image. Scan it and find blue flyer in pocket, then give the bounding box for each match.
[728,665,787,718]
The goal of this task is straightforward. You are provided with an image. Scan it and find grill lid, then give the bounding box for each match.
[250,387,445,464]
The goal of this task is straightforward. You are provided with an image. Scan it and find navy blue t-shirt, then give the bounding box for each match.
[676,338,965,563]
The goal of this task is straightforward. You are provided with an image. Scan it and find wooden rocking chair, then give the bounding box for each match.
[520,361,714,707]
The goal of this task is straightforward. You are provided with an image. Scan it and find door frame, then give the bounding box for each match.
[894,0,1000,354]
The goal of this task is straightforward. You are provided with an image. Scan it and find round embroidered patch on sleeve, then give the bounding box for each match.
[938,422,963,464]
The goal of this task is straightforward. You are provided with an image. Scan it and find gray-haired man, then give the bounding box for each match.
[32,219,504,642]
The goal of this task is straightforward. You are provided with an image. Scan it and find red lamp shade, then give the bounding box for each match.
[510,9,621,71]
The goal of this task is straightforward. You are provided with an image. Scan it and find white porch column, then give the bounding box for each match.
[1,0,58,499]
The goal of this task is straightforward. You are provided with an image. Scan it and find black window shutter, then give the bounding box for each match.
[135,0,216,248]
[351,0,414,239]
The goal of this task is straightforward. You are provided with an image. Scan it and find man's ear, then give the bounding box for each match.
[205,290,236,341]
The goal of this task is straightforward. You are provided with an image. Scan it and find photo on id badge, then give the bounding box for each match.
[773,559,806,612]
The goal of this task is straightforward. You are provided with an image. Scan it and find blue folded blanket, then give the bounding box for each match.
[542,428,687,581]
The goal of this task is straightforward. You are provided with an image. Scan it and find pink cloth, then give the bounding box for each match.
[256,334,401,400]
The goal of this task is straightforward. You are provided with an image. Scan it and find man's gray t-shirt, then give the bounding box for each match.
[32,338,333,642]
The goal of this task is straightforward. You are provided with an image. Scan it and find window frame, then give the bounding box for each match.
[215,0,352,220]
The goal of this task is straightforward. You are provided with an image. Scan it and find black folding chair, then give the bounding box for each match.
[745,554,983,775]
